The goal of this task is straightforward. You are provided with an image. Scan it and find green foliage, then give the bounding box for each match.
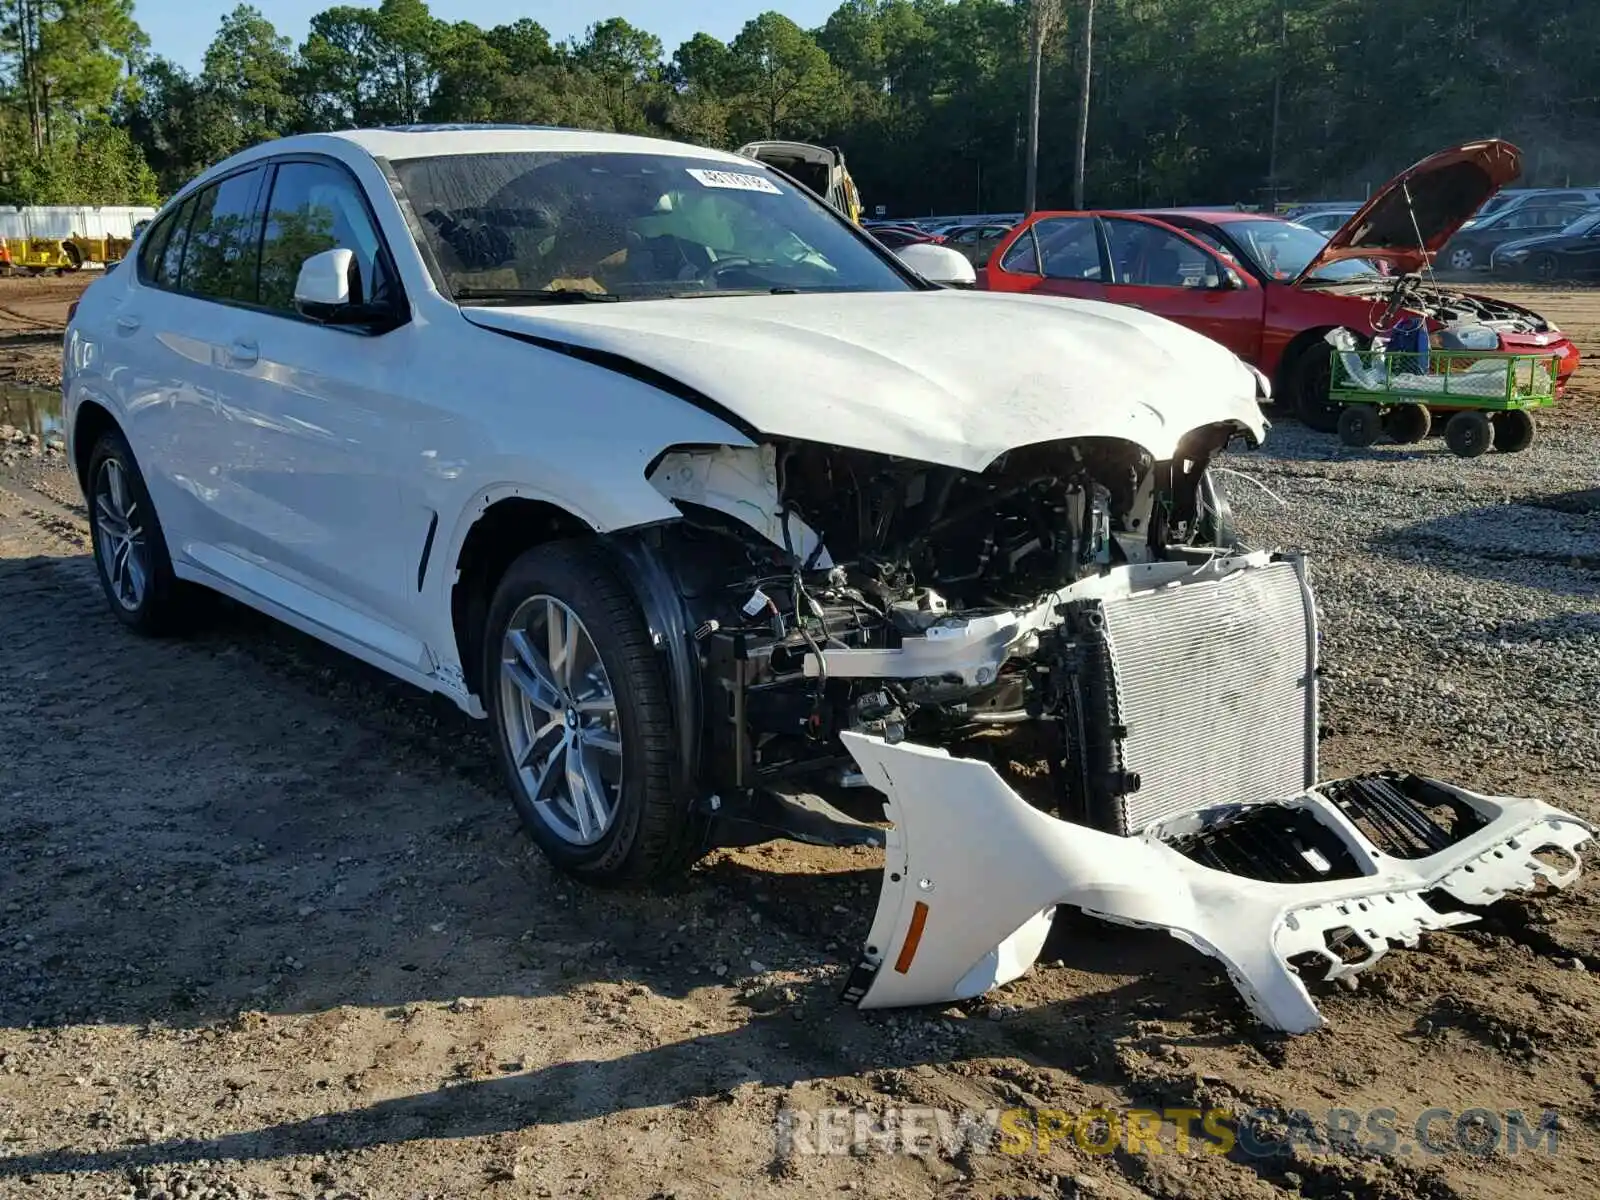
[7,0,1600,213]
[1,119,157,204]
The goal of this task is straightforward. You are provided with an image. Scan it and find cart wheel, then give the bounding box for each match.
[1382,404,1432,444]
[1443,411,1493,458]
[1337,404,1381,447]
[1491,410,1536,453]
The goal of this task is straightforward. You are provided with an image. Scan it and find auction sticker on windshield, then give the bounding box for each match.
[687,168,783,194]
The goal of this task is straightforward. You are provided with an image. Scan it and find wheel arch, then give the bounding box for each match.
[1273,325,1342,397]
[71,399,121,493]
[447,491,600,703]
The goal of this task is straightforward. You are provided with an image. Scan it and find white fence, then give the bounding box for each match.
[0,205,158,240]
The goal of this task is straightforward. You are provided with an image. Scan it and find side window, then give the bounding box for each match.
[258,161,390,315]
[156,195,199,289]
[136,209,178,285]
[180,168,266,302]
[1035,217,1101,279]
[998,229,1041,273]
[1103,219,1217,288]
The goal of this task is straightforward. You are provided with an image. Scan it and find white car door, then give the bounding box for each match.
[203,156,439,671]
[107,168,268,551]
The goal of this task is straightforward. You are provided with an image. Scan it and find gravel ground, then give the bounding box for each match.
[1,275,1599,1200]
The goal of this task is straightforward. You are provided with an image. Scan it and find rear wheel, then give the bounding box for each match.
[1443,411,1493,458]
[1383,404,1432,444]
[1448,246,1476,272]
[1491,409,1536,453]
[85,430,190,635]
[1288,343,1341,433]
[483,542,702,886]
[1337,403,1381,447]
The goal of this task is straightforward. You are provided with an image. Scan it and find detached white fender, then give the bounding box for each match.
[840,732,1595,1033]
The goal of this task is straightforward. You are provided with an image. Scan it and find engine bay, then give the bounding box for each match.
[644,428,1246,816]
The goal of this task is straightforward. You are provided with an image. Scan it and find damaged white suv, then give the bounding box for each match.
[64,126,1592,1033]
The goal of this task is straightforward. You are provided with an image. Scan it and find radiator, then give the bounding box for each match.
[1060,557,1318,836]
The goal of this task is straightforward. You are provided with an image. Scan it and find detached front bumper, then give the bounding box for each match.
[839,732,1594,1034]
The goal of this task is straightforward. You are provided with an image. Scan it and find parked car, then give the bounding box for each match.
[61,124,1593,1034]
[1292,208,1360,236]
[1466,186,1600,226]
[1281,201,1364,222]
[943,221,1013,265]
[1491,209,1600,280]
[982,139,1579,431]
[870,225,944,249]
[1438,198,1598,271]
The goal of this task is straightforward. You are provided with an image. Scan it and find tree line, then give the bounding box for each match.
[3,0,1599,214]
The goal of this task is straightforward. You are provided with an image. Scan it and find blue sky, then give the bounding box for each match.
[135,1,842,72]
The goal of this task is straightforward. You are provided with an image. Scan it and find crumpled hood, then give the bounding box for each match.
[461,289,1266,471]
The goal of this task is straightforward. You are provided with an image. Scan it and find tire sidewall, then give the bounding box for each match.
[482,544,670,881]
[86,430,177,631]
[1291,344,1341,433]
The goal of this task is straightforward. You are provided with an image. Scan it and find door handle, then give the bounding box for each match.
[227,339,259,368]
[115,315,141,333]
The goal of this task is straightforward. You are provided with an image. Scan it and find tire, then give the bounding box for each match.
[1491,409,1536,453]
[1533,254,1559,283]
[1383,404,1432,444]
[1288,342,1341,433]
[85,429,191,635]
[1448,246,1475,272]
[483,541,702,886]
[1337,403,1381,447]
[1443,411,1493,458]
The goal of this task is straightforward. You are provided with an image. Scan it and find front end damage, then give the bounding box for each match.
[631,421,1593,1033]
[841,738,1591,1033]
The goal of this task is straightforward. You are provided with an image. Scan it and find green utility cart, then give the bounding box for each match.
[1327,347,1560,458]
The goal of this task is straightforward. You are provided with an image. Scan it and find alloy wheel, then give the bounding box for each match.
[1449,247,1474,271]
[498,595,624,846]
[93,458,149,611]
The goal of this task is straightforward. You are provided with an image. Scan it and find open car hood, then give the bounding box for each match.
[1296,140,1522,283]
[461,290,1267,472]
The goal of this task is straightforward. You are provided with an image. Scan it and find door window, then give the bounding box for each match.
[180,168,267,302]
[258,161,392,314]
[1103,219,1220,287]
[144,194,200,290]
[1000,219,1101,278]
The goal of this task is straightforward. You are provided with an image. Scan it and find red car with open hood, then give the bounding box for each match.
[982,140,1580,431]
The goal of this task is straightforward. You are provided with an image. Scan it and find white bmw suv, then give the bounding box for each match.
[64,125,1590,1033]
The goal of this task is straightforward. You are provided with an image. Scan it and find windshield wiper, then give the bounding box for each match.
[453,287,621,305]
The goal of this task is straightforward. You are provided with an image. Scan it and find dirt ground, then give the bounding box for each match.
[2,272,1599,1200]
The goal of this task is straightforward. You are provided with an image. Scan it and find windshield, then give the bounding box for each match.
[391,150,913,302]
[1217,219,1382,282]
[1560,211,1600,237]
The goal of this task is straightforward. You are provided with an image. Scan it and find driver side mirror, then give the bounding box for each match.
[294,247,392,326]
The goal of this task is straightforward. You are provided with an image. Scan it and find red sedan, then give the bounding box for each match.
[982,141,1579,431]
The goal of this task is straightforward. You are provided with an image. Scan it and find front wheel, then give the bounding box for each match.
[1288,343,1341,433]
[1444,411,1493,458]
[483,541,702,886]
[1337,403,1381,447]
[1448,246,1476,272]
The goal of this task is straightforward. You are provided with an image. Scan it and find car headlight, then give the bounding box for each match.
[1498,247,1530,260]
